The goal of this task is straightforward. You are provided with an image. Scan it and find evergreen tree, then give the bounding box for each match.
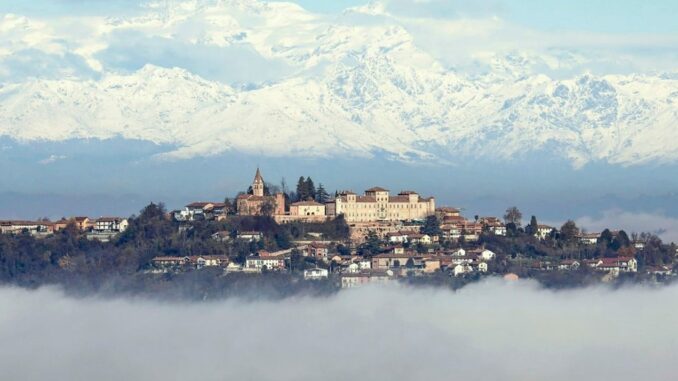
[607,230,631,251]
[316,183,330,203]
[422,215,442,236]
[295,176,307,201]
[274,231,292,250]
[359,231,382,257]
[282,193,291,213]
[616,230,631,248]
[336,244,351,256]
[505,222,518,237]
[560,220,579,243]
[526,215,538,235]
[598,229,614,247]
[305,177,316,201]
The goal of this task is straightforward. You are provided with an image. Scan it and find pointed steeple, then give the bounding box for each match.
[252,167,265,197]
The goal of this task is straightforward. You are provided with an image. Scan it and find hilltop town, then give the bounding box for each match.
[1,168,676,296]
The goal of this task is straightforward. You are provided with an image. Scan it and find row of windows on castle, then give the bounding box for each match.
[344,203,426,209]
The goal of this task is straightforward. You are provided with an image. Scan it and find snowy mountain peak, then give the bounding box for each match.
[0,1,676,167]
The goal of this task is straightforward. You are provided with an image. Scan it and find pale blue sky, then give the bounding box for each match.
[2,0,677,34]
[506,0,678,34]
[294,0,678,33]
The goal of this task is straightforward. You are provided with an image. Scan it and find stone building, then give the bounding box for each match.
[327,187,435,223]
[289,200,325,217]
[236,168,285,216]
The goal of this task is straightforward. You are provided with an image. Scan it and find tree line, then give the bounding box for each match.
[0,202,350,296]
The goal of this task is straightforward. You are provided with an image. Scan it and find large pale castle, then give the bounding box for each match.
[327,187,435,223]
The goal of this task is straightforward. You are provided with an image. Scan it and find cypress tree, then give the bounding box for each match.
[305,177,316,201]
[526,215,538,235]
[295,176,306,201]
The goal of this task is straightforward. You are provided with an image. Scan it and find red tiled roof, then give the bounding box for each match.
[0,220,40,226]
[356,196,377,203]
[237,195,267,201]
[96,217,125,222]
[248,254,285,260]
[373,253,423,259]
[600,257,635,266]
[186,202,213,208]
[366,187,389,192]
[292,200,324,206]
[437,207,460,212]
[388,196,410,203]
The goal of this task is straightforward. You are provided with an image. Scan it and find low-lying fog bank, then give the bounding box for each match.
[0,279,675,381]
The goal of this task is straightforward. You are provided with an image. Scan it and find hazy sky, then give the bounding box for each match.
[3,0,677,34]
[1,280,677,380]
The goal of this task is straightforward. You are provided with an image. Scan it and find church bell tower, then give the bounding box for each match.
[252,168,265,197]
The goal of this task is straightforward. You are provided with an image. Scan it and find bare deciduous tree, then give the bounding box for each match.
[504,206,522,226]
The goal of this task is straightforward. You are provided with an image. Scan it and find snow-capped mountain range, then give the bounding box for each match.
[0,0,676,167]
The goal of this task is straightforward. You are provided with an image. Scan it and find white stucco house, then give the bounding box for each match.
[304,268,329,280]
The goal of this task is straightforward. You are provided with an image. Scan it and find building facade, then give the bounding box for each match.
[245,255,286,272]
[289,200,325,217]
[94,217,129,233]
[329,187,435,223]
[236,168,285,217]
[275,199,328,223]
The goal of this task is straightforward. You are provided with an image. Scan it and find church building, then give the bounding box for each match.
[236,169,285,216]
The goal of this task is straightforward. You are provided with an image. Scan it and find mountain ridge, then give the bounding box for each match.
[2,62,675,166]
[0,0,676,167]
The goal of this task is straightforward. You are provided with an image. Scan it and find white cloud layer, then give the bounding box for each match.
[1,280,677,381]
